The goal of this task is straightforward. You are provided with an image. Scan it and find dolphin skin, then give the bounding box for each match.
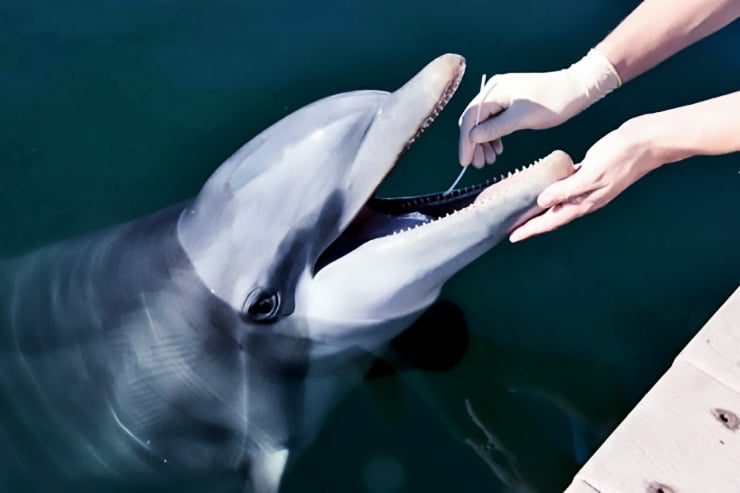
[0,54,573,493]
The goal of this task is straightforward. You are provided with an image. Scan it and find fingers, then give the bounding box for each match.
[509,187,610,242]
[472,145,485,168]
[470,141,503,168]
[458,78,506,166]
[458,100,481,166]
[469,104,521,147]
[508,201,589,242]
[537,168,598,209]
[509,168,608,242]
[460,107,500,166]
[459,103,516,166]
[481,142,496,165]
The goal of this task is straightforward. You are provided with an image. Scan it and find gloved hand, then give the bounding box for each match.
[458,49,622,167]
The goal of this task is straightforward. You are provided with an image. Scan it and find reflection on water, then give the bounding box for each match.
[2,0,739,492]
[365,301,625,493]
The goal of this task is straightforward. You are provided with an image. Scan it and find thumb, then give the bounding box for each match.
[470,104,523,145]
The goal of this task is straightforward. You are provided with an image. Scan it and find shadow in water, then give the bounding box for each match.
[367,300,627,493]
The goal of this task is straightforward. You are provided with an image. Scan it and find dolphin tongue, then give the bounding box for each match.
[314,150,575,274]
[314,207,432,272]
[316,157,520,273]
[313,182,485,272]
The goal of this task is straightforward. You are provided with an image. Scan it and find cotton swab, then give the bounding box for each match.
[444,73,487,195]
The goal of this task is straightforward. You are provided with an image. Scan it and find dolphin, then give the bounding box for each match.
[0,53,573,493]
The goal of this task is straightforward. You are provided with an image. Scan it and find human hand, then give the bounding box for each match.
[458,50,621,168]
[509,116,663,242]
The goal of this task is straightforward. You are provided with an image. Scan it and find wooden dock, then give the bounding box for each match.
[564,286,740,493]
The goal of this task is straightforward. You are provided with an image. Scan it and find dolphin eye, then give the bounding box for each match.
[242,289,281,323]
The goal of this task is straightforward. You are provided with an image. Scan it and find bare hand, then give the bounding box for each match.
[509,118,661,242]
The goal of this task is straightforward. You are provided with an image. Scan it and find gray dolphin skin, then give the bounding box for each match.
[0,53,573,493]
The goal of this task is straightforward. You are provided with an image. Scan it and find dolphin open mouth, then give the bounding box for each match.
[315,58,570,272]
[301,55,573,332]
[313,53,574,274]
[316,158,554,271]
[365,148,573,233]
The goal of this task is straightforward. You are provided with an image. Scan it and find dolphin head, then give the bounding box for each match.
[177,54,573,351]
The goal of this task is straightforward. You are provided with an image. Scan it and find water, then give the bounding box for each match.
[1,1,739,492]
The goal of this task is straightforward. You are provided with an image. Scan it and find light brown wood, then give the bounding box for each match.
[679,288,740,394]
[563,479,599,492]
[574,360,740,492]
[566,286,740,493]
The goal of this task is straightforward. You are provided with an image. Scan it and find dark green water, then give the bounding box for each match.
[1,1,738,492]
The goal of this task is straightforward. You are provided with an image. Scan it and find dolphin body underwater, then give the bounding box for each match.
[0,54,573,493]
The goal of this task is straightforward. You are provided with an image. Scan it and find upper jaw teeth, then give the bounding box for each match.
[382,150,574,234]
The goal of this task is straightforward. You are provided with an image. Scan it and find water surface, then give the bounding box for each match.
[1,1,739,492]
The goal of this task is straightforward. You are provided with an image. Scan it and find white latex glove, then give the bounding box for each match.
[458,49,622,168]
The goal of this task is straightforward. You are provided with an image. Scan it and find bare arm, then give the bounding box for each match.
[596,0,740,82]
[648,90,740,162]
[509,90,740,242]
[459,0,740,166]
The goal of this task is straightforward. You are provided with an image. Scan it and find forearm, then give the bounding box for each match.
[595,0,740,83]
[635,90,740,168]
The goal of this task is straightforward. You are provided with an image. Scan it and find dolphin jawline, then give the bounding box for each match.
[316,150,574,273]
[300,58,575,278]
[0,52,576,493]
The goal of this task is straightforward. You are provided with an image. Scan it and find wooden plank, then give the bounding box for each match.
[678,287,740,394]
[566,287,740,492]
[563,479,599,492]
[570,360,740,493]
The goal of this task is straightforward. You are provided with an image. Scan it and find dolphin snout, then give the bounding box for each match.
[474,150,575,205]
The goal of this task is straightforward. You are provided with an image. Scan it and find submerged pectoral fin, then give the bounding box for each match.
[242,449,289,493]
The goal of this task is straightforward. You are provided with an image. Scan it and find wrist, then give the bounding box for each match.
[616,116,667,174]
[628,111,697,167]
[567,49,623,103]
